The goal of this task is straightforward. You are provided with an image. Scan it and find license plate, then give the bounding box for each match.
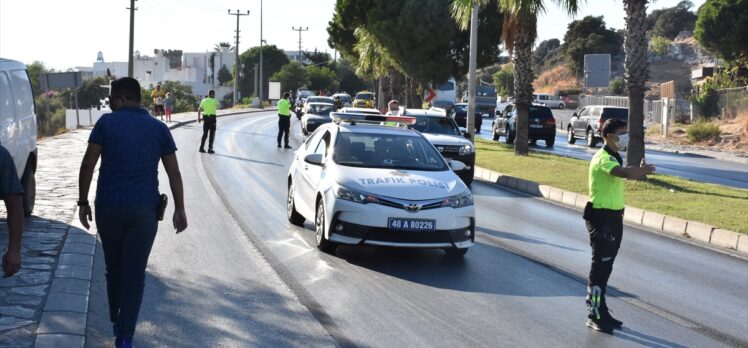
[530,124,543,128]
[388,218,436,232]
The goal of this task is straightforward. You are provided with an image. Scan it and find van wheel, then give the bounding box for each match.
[21,166,35,217]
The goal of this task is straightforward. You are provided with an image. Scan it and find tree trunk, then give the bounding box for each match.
[512,17,537,156]
[624,0,649,167]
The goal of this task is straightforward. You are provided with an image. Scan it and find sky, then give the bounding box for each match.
[0,0,705,71]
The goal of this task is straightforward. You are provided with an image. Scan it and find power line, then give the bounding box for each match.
[228,9,250,106]
[291,26,309,64]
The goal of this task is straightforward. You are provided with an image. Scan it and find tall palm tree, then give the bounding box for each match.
[214,42,233,52]
[623,0,648,167]
[452,0,580,155]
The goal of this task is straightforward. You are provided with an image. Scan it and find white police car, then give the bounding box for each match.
[287,113,475,256]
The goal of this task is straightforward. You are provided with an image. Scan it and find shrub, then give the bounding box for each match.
[687,119,721,142]
[692,85,720,119]
[649,35,672,56]
[609,78,626,95]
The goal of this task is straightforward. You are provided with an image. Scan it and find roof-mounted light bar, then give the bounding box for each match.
[332,112,387,125]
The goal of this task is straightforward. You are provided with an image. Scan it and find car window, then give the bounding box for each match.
[305,128,326,150]
[602,108,628,121]
[313,131,331,157]
[334,132,448,171]
[308,104,334,115]
[539,95,548,101]
[0,72,14,122]
[528,106,553,119]
[591,107,602,117]
[578,107,589,117]
[9,70,34,117]
[412,116,462,136]
[355,93,373,100]
[453,104,467,113]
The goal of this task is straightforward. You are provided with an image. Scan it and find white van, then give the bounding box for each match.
[0,58,38,216]
[533,93,565,109]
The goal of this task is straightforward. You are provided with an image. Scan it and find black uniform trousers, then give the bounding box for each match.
[277,115,291,146]
[200,116,216,150]
[584,202,624,318]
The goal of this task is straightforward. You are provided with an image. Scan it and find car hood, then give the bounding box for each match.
[420,133,471,146]
[334,166,467,200]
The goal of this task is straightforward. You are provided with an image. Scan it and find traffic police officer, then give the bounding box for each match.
[198,90,219,153]
[584,118,655,333]
[277,92,293,148]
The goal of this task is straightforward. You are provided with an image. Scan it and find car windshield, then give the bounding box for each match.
[412,116,462,136]
[453,104,468,113]
[308,104,334,115]
[602,108,628,120]
[336,95,351,103]
[528,106,554,119]
[334,132,448,171]
[355,93,373,100]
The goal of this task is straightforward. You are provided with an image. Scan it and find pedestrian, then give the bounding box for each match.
[197,90,219,154]
[584,118,655,333]
[164,92,175,123]
[151,84,165,121]
[277,92,293,149]
[78,77,188,348]
[0,144,24,277]
[333,96,343,111]
[386,100,401,116]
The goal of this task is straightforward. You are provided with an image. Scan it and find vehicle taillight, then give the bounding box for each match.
[546,118,556,125]
[597,118,603,129]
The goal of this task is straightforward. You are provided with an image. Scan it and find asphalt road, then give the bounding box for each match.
[476,110,748,189]
[82,111,747,347]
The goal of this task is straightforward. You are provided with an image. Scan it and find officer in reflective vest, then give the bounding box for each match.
[584,118,655,333]
[198,90,219,153]
[277,93,293,149]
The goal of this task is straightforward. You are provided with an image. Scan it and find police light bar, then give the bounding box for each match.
[384,116,416,126]
[331,112,387,124]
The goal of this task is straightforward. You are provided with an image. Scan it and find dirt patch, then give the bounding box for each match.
[646,112,748,155]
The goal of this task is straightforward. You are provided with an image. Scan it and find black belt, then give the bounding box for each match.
[203,114,216,117]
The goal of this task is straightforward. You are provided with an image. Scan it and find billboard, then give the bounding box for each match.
[40,72,83,90]
[583,54,611,88]
[268,81,281,100]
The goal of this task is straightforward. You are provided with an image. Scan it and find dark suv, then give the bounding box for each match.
[491,104,556,147]
[567,106,628,147]
[450,103,483,132]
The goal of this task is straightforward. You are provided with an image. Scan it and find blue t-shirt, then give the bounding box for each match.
[0,145,23,197]
[89,107,177,206]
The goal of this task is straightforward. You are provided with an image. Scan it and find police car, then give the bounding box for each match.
[287,113,475,256]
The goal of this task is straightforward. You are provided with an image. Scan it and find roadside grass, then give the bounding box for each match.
[475,139,748,233]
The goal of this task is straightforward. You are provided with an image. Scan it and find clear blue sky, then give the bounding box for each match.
[0,0,704,71]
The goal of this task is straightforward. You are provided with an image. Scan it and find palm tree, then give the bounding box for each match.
[353,28,404,109]
[623,0,648,167]
[214,42,233,52]
[452,0,580,155]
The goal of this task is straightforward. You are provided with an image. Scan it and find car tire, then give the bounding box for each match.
[545,136,555,148]
[315,200,337,254]
[444,247,468,257]
[567,127,576,144]
[506,128,515,144]
[287,182,305,226]
[586,129,597,148]
[559,103,565,110]
[21,165,35,217]
[459,166,474,186]
[530,138,537,146]
[492,124,500,141]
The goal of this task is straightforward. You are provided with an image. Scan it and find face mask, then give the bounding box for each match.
[615,134,629,151]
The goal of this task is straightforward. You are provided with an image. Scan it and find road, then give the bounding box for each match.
[476,110,748,189]
[87,111,748,347]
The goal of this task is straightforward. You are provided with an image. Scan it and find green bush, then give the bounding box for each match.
[692,85,720,119]
[649,35,672,56]
[687,119,721,142]
[609,78,626,95]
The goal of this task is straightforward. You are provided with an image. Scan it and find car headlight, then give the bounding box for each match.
[441,190,474,208]
[458,144,474,156]
[334,184,380,204]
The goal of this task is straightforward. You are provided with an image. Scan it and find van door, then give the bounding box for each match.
[0,71,21,177]
[9,69,36,175]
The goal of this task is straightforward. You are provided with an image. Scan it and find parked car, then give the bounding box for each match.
[495,103,514,118]
[0,58,38,216]
[533,93,565,109]
[402,109,476,186]
[287,113,474,256]
[295,89,315,109]
[492,104,557,147]
[331,93,352,107]
[450,103,483,133]
[301,103,335,135]
[567,105,628,147]
[353,91,376,108]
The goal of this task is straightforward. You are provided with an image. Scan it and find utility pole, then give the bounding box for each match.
[228,9,250,106]
[259,0,264,107]
[127,0,137,77]
[466,3,479,143]
[291,26,309,64]
[253,63,258,99]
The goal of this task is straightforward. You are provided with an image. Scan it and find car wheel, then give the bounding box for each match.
[586,129,597,148]
[506,128,515,144]
[559,103,565,110]
[530,138,537,146]
[492,123,500,141]
[444,247,468,257]
[287,182,305,226]
[459,166,474,186]
[315,200,337,254]
[567,127,576,144]
[545,136,555,148]
[21,165,35,217]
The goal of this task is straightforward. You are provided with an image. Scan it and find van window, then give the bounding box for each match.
[437,81,454,91]
[10,70,34,117]
[0,72,14,121]
[602,108,628,121]
[539,95,549,101]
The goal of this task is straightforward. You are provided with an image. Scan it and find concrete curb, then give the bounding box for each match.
[474,166,747,256]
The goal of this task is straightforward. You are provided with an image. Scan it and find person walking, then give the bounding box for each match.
[0,144,24,277]
[198,90,219,153]
[151,84,165,121]
[584,118,655,333]
[78,77,188,348]
[277,92,293,149]
[386,100,402,116]
[163,92,175,123]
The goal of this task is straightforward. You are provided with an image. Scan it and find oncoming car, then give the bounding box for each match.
[287,113,475,256]
[353,91,376,108]
[301,102,335,135]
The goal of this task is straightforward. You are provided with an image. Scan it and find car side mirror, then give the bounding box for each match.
[304,154,324,166]
[462,131,471,139]
[450,160,467,172]
[572,112,578,117]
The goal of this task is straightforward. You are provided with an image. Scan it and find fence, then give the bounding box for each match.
[578,95,692,124]
[717,86,748,118]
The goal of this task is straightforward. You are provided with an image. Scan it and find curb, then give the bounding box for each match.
[474,166,748,256]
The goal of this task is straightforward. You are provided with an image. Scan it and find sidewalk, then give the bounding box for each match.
[0,108,269,347]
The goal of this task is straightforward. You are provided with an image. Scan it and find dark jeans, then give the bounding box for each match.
[584,202,624,318]
[278,115,290,146]
[95,204,159,338]
[201,116,217,150]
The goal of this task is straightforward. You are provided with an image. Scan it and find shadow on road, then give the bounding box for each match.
[476,226,584,252]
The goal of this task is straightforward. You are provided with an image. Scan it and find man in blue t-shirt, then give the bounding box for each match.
[0,145,24,277]
[78,77,188,348]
